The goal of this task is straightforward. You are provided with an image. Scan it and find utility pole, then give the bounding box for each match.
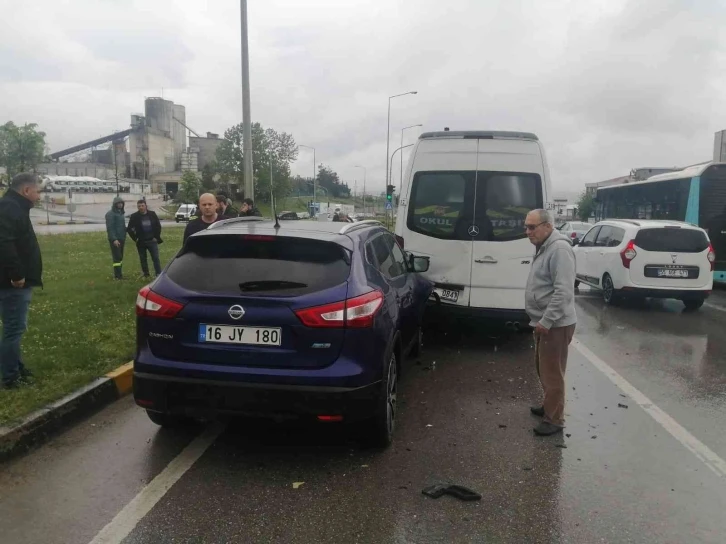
[113,142,119,196]
[241,0,254,200]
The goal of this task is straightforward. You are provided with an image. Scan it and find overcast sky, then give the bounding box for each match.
[1,0,725,195]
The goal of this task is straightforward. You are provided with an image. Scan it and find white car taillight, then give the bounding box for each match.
[620,240,637,269]
[708,244,716,271]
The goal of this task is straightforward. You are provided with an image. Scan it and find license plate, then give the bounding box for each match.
[198,324,281,346]
[434,288,460,303]
[657,269,689,278]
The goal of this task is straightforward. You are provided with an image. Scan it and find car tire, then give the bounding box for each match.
[683,299,705,311]
[146,410,192,428]
[175,218,180,223]
[362,349,398,448]
[602,273,620,305]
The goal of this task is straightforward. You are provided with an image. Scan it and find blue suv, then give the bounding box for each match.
[133,218,432,446]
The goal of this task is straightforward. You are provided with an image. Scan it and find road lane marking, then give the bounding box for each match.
[704,302,726,313]
[89,422,225,544]
[573,340,726,480]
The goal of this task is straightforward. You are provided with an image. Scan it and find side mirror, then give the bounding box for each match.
[411,255,430,273]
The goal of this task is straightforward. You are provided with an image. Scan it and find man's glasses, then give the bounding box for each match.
[524,221,547,231]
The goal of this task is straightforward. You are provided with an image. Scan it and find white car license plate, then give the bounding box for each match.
[434,288,460,303]
[198,324,281,346]
[657,269,688,278]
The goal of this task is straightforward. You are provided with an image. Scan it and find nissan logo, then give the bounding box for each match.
[468,225,480,237]
[228,305,245,320]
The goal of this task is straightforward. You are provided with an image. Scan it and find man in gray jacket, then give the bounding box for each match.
[524,209,577,436]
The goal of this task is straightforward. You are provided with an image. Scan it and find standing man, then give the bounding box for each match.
[183,193,220,243]
[105,196,127,280]
[0,174,42,388]
[216,195,237,220]
[239,198,262,217]
[127,200,163,278]
[524,209,577,436]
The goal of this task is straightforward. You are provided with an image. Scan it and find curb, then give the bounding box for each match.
[0,361,134,463]
[38,221,93,225]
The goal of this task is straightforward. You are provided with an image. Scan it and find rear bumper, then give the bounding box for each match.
[426,299,529,323]
[134,371,381,421]
[620,287,711,300]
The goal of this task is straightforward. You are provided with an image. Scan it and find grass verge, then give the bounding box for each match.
[0,229,184,425]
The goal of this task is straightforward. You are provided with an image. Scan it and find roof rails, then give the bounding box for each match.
[338,220,384,234]
[207,216,266,230]
[419,130,538,141]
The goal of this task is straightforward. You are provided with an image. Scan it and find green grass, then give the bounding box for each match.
[0,228,184,425]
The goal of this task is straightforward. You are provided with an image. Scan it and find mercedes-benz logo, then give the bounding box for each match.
[228,305,245,320]
[468,225,480,237]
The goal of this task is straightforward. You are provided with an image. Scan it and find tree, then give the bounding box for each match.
[576,190,596,221]
[200,161,218,191]
[316,164,351,198]
[178,170,202,204]
[216,122,298,202]
[0,122,47,177]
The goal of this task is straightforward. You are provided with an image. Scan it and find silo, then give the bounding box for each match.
[145,97,173,136]
[172,104,186,169]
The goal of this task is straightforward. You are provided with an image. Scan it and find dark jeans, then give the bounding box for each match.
[109,240,125,279]
[137,240,162,276]
[0,288,33,385]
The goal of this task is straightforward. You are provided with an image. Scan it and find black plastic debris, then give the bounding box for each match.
[555,444,567,449]
[422,484,482,501]
[618,403,628,409]
[565,433,572,438]
[498,424,507,429]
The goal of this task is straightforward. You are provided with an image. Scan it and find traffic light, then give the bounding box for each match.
[386,184,395,202]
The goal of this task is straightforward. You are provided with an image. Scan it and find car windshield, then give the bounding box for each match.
[166,234,351,295]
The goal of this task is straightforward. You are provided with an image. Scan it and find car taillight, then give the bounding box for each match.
[295,291,384,328]
[395,235,404,249]
[620,240,637,268]
[571,232,577,239]
[708,244,716,271]
[135,286,185,319]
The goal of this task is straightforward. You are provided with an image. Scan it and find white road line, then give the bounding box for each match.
[89,422,225,544]
[704,302,726,313]
[573,340,726,480]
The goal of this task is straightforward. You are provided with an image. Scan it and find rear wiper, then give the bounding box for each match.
[239,280,308,292]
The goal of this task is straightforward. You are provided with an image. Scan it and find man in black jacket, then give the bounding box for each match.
[0,173,42,388]
[240,198,262,217]
[126,200,163,277]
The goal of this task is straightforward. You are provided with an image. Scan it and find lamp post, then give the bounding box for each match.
[299,144,316,216]
[400,124,422,190]
[354,165,366,215]
[385,92,417,191]
[240,0,254,200]
[388,144,414,204]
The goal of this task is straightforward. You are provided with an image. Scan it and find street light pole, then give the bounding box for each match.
[299,144,316,216]
[385,91,417,190]
[400,124,422,191]
[240,0,254,200]
[389,144,414,185]
[355,165,366,215]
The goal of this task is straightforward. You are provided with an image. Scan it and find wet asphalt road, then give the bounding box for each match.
[2,290,726,543]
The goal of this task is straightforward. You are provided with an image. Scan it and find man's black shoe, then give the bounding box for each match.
[530,406,545,417]
[20,367,33,380]
[533,422,563,436]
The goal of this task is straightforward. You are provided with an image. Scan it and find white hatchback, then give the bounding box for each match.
[573,219,715,310]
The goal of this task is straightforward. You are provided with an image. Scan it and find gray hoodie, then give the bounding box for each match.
[525,229,577,329]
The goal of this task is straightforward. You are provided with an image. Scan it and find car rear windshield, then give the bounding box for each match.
[406,171,542,241]
[166,235,351,295]
[634,228,709,253]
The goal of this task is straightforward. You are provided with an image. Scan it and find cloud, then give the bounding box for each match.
[1,0,725,195]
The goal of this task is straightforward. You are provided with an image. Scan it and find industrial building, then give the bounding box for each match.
[38,98,223,196]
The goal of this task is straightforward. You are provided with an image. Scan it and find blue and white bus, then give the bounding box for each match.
[596,161,726,283]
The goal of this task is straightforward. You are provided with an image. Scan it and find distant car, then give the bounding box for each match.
[558,221,592,244]
[133,218,434,447]
[175,204,197,223]
[278,211,300,220]
[573,219,714,310]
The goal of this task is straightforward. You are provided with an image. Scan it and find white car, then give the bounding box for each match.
[558,221,592,245]
[175,204,197,223]
[573,219,715,310]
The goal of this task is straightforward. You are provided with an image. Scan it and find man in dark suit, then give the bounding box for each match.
[126,199,163,278]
